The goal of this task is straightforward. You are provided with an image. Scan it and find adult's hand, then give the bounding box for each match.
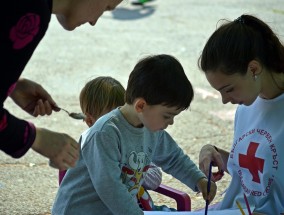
[199,144,226,182]
[9,78,60,116]
[32,127,79,170]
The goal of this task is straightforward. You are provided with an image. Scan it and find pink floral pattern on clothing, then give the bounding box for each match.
[10,13,40,49]
[0,114,8,131]
[24,124,29,144]
[7,83,17,96]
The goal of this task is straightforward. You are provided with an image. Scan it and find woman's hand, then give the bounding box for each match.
[32,127,79,170]
[9,78,60,116]
[199,144,226,182]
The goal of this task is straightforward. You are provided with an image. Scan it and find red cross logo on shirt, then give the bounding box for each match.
[239,142,264,183]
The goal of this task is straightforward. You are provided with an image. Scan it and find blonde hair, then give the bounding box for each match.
[80,76,125,118]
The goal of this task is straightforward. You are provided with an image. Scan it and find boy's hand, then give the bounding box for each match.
[196,177,217,203]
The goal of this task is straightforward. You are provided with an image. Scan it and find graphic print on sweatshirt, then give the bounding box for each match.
[229,127,279,197]
[121,151,150,196]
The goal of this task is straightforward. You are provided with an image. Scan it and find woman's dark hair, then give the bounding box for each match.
[125,54,194,110]
[198,14,284,75]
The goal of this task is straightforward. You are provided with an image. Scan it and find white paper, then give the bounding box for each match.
[144,209,249,215]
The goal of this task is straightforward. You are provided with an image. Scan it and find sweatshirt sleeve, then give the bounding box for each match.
[82,131,144,215]
[0,109,36,158]
[152,131,206,191]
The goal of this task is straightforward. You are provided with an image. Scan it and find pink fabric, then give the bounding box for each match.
[10,13,40,49]
[0,114,8,131]
[7,83,17,96]
[59,170,67,185]
[23,122,36,145]
[10,121,36,158]
[23,125,29,144]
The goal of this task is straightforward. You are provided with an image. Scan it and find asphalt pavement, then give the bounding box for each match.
[0,0,284,214]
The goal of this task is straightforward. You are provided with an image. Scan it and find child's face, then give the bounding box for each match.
[55,0,122,31]
[139,105,182,132]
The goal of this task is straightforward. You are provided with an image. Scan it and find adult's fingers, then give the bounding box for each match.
[49,159,71,171]
[64,141,79,167]
[199,144,224,178]
[199,145,214,177]
[32,99,56,116]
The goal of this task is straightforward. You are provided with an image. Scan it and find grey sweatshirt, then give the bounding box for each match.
[52,108,205,215]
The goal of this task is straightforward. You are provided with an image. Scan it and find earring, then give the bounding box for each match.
[254,74,258,81]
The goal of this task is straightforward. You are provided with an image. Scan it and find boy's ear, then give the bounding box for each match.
[134,98,146,113]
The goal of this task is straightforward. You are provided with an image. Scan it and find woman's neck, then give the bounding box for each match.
[260,71,284,99]
[52,0,67,14]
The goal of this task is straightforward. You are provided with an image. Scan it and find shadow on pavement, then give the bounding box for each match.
[111,5,157,20]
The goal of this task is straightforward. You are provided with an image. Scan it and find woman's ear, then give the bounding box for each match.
[134,98,146,113]
[247,60,262,76]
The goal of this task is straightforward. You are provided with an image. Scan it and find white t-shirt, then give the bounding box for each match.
[218,93,284,214]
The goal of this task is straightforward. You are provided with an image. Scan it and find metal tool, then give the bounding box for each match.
[59,107,86,120]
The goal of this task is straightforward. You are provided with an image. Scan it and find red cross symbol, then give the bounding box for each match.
[239,142,264,183]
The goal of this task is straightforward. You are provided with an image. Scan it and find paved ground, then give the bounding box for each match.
[1,0,284,214]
